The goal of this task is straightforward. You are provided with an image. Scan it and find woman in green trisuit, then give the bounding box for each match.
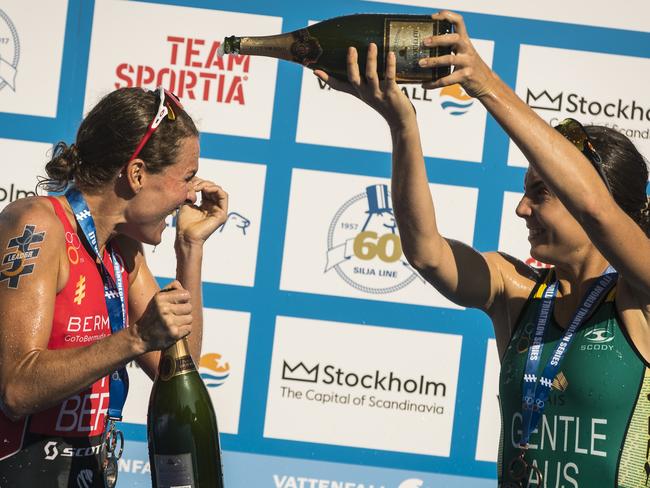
[317,11,650,488]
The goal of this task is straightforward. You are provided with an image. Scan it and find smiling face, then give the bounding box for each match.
[121,136,199,245]
[516,168,594,266]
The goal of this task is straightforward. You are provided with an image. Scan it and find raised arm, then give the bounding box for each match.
[129,178,228,378]
[422,11,650,300]
[314,44,528,321]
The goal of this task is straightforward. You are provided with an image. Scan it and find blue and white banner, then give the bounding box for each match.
[1,0,649,486]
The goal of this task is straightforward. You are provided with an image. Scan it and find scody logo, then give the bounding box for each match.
[0,8,19,92]
[584,327,615,344]
[281,361,446,397]
[526,89,650,122]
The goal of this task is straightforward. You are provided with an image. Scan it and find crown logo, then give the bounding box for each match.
[526,89,563,111]
[282,361,319,383]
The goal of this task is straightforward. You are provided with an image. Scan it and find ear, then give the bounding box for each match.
[122,159,146,194]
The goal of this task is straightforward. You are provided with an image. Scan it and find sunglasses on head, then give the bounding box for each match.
[554,118,612,193]
[128,86,183,162]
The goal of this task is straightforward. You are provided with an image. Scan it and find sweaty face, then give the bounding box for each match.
[515,169,593,266]
[123,136,199,245]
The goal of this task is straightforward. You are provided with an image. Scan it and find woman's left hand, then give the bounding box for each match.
[176,178,229,245]
[418,11,496,99]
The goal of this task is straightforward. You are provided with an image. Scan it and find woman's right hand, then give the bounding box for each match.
[133,280,193,351]
[314,43,417,130]
[418,10,497,99]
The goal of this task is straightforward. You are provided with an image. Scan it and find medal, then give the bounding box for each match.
[506,449,542,487]
[100,418,124,488]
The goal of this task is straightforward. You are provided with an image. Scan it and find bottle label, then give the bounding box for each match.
[387,20,436,80]
[290,29,323,66]
[154,453,195,488]
[159,355,195,381]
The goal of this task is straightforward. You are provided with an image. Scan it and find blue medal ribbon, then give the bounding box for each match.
[519,266,617,447]
[65,187,129,421]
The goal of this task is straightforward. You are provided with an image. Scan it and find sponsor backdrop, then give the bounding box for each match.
[0,0,648,486]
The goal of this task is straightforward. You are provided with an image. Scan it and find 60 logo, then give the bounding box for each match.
[325,184,421,294]
[353,231,402,263]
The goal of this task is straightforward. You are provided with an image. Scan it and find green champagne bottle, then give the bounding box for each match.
[147,338,225,488]
[220,13,453,83]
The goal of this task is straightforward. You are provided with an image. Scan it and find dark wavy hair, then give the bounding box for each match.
[39,87,198,193]
[584,125,650,236]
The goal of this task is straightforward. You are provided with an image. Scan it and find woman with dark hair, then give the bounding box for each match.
[0,87,228,486]
[317,11,650,487]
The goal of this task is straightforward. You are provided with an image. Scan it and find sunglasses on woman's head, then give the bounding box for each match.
[128,86,183,162]
[554,118,612,193]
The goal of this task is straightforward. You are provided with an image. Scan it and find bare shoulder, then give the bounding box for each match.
[615,278,650,363]
[484,251,540,298]
[0,196,66,246]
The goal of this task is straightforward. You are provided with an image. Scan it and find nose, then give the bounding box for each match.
[515,194,532,219]
[185,186,198,205]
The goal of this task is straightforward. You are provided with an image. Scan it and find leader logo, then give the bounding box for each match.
[0,9,19,92]
[325,184,422,294]
[115,36,250,105]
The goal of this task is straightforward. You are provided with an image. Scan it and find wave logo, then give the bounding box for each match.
[199,353,230,388]
[439,84,473,115]
[398,479,424,488]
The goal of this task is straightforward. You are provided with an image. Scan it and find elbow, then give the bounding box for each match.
[402,247,440,276]
[0,371,39,420]
[0,384,29,421]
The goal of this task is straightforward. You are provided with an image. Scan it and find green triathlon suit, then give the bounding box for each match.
[498,270,650,487]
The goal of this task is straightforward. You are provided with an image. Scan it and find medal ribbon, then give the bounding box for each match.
[65,187,129,421]
[519,266,617,447]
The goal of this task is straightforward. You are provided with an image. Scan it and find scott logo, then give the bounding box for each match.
[44,441,59,460]
[584,327,614,344]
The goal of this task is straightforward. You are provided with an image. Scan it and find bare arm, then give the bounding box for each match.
[172,178,228,362]
[423,11,650,301]
[316,44,508,314]
[0,198,199,419]
[0,200,145,419]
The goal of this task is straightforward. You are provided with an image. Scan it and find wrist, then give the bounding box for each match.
[174,235,205,256]
[125,324,148,356]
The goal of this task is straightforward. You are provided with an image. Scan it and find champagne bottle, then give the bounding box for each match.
[220,14,453,83]
[147,338,225,488]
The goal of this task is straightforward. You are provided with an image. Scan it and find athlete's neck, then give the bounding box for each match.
[552,251,610,327]
[72,191,126,252]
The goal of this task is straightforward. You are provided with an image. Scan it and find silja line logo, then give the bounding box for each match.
[324,184,424,295]
[281,360,447,397]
